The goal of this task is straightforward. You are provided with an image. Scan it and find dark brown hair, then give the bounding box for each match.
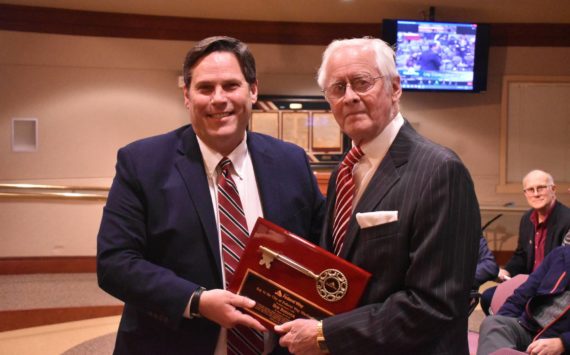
[182,36,256,88]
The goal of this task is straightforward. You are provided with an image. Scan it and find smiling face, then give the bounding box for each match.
[523,170,556,214]
[324,45,402,145]
[183,51,258,155]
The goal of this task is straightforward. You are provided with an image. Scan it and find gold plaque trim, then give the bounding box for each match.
[236,269,334,326]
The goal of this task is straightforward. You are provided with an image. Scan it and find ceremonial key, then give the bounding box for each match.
[258,245,348,302]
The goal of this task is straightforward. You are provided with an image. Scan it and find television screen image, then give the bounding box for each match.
[383,19,490,92]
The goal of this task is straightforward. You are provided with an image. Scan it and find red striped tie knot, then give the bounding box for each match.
[342,145,364,168]
[219,157,232,175]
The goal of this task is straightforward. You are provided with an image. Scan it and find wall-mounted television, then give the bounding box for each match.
[382,19,490,93]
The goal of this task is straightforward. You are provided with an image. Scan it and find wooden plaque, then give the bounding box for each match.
[228,218,372,329]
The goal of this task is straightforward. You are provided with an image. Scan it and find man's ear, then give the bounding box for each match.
[183,87,190,109]
[391,76,402,102]
[250,80,259,104]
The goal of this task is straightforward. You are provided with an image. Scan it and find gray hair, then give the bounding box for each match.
[316,37,399,93]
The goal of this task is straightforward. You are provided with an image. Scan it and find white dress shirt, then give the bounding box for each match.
[352,113,404,207]
[197,133,264,241]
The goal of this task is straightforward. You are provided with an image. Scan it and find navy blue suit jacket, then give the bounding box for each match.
[321,122,481,355]
[475,235,499,288]
[97,125,324,354]
[499,245,570,351]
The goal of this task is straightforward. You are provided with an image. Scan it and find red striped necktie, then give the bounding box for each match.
[217,157,264,355]
[332,146,364,255]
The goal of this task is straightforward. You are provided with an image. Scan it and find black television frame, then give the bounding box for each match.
[382,19,490,93]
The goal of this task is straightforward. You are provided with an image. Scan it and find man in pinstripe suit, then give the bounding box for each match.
[276,37,481,354]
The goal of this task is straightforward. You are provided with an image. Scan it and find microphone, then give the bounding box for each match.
[481,213,503,231]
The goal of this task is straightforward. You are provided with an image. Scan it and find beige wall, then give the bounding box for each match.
[1,30,569,257]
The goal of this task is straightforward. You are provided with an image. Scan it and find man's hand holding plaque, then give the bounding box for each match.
[227,218,371,329]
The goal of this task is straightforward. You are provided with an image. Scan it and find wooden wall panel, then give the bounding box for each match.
[0,256,96,274]
[0,305,123,332]
[1,4,568,47]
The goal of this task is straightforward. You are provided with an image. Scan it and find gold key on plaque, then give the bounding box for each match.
[258,245,348,302]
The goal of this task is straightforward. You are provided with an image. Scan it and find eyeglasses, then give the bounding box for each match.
[523,185,552,196]
[322,75,383,100]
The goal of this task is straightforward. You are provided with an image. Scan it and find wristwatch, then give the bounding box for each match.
[189,287,205,318]
[316,320,330,353]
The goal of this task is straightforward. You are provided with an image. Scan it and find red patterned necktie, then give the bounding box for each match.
[332,146,364,255]
[217,157,264,355]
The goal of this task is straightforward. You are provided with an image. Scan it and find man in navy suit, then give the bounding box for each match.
[97,36,324,354]
[276,37,480,354]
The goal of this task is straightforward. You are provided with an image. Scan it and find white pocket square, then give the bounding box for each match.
[356,211,398,229]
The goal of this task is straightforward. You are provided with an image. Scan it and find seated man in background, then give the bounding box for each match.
[476,237,570,355]
[481,170,570,315]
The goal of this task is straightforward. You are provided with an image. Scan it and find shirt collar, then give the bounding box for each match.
[197,133,249,180]
[530,199,557,226]
[358,112,404,164]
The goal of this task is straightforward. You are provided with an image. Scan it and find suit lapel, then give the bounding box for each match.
[248,134,281,224]
[174,126,222,279]
[339,123,413,259]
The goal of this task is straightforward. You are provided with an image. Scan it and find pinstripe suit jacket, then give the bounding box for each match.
[320,122,480,354]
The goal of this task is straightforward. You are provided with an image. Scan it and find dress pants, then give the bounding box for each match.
[476,315,534,355]
[480,286,496,315]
